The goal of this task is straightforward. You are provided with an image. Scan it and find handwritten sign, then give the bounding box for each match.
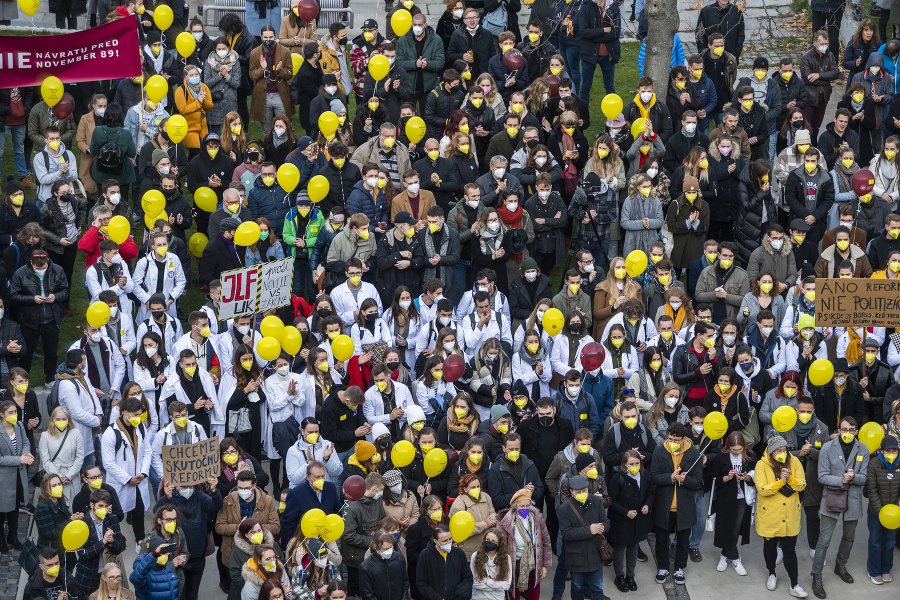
[815,278,900,327]
[162,437,220,487]
[219,258,293,320]
[258,258,294,313]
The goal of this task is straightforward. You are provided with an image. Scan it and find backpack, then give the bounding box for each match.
[113,423,146,456]
[96,130,124,175]
[612,421,650,450]
[46,379,61,414]
[469,311,503,331]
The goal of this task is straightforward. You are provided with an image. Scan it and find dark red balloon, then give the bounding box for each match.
[547,74,560,97]
[447,450,459,470]
[297,0,319,23]
[502,49,524,71]
[53,93,75,120]
[342,474,366,501]
[443,354,465,383]
[852,169,875,196]
[581,342,605,372]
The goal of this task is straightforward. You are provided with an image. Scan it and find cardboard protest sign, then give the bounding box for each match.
[219,258,293,321]
[815,278,900,328]
[162,436,220,487]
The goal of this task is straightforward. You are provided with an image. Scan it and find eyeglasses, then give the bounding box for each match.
[622,388,635,395]
[161,517,177,524]
[105,574,122,581]
[838,428,857,434]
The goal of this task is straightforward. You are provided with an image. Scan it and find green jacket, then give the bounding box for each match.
[485,130,524,164]
[27,100,76,149]
[551,288,593,329]
[396,28,446,95]
[447,197,485,248]
[283,206,325,259]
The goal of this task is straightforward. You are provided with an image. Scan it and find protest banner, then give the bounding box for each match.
[0,18,142,88]
[219,258,293,321]
[815,278,900,328]
[162,436,220,487]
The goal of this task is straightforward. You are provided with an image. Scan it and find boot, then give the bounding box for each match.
[834,563,854,584]
[7,534,21,550]
[614,575,629,593]
[19,173,36,190]
[812,576,826,599]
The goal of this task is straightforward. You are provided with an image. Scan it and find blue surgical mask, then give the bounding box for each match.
[391,531,400,543]
[740,362,753,373]
[188,76,201,85]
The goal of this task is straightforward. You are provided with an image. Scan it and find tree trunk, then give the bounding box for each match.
[644,0,680,92]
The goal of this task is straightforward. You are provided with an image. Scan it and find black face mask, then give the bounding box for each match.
[538,416,553,427]
[337,37,348,46]
[376,437,390,448]
[365,313,378,323]
[526,139,539,150]
[569,323,582,333]
[151,310,166,320]
[483,540,498,551]
[163,188,177,198]
[317,308,332,318]
[262,39,275,50]
[248,151,260,162]
[386,361,400,372]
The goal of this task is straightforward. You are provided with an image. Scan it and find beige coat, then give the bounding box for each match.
[248,44,295,124]
[448,492,496,560]
[279,5,317,55]
[390,189,436,222]
[215,487,281,567]
[384,489,421,536]
[75,113,99,194]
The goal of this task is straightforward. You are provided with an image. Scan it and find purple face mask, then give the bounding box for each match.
[517,508,530,519]
[719,146,731,157]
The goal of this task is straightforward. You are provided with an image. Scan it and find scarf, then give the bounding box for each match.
[478,226,503,257]
[219,232,238,259]
[57,369,92,397]
[517,343,547,366]
[794,413,817,440]
[206,49,238,73]
[561,128,578,181]
[833,161,858,194]
[144,45,163,73]
[465,456,482,473]
[448,413,474,433]
[633,93,655,121]
[888,417,900,440]
[424,223,450,281]
[846,328,863,365]
[498,204,524,263]
[513,512,536,591]
[186,77,203,98]
[665,303,686,329]
[117,418,140,464]
[715,384,736,410]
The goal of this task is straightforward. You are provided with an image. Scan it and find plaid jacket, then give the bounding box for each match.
[35,498,71,555]
[74,513,124,598]
[349,39,385,97]
[568,173,619,245]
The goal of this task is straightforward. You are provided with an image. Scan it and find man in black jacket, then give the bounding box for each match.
[377,211,424,306]
[812,358,866,431]
[71,465,125,523]
[817,109,860,169]
[424,71,465,141]
[416,524,473,600]
[291,42,324,135]
[517,19,557,83]
[199,217,244,287]
[187,133,235,236]
[318,141,361,214]
[414,206,461,301]
[575,0,621,104]
[783,147,835,245]
[446,8,495,78]
[662,110,710,174]
[138,117,189,186]
[623,76,674,143]
[557,474,611,600]
[868,213,900,273]
[695,0,745,59]
[602,400,657,472]
[486,432,545,509]
[701,34,737,125]
[790,219,818,272]
[319,385,369,461]
[735,85,770,160]
[414,138,463,213]
[666,66,704,126]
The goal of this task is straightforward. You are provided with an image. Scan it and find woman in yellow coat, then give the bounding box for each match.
[754,435,807,596]
[871,250,900,279]
[174,64,214,150]
[449,473,497,560]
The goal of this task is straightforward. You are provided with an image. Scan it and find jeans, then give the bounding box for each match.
[655,512,690,572]
[570,569,604,600]
[581,58,616,106]
[553,536,567,596]
[812,514,858,577]
[263,92,286,134]
[454,258,472,303]
[0,125,27,178]
[559,40,582,94]
[149,466,162,502]
[293,257,313,300]
[764,535,799,587]
[690,488,710,548]
[867,510,896,577]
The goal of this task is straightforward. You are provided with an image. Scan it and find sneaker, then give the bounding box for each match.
[883,573,892,583]
[656,570,669,584]
[732,559,747,576]
[717,555,728,572]
[637,545,648,562]
[776,546,783,565]
[20,173,37,189]
[790,585,809,598]
[870,575,884,585]
[673,569,685,585]
[135,543,141,554]
[689,547,702,562]
[18,503,34,515]
[767,574,777,591]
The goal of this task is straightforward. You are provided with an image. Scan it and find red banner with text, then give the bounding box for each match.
[0,17,142,89]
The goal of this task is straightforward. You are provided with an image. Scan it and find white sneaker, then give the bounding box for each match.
[135,542,141,554]
[717,555,728,572]
[809,548,815,559]
[767,574,778,591]
[733,559,747,576]
[789,584,809,598]
[776,546,784,565]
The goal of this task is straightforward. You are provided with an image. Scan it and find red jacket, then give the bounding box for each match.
[78,225,138,266]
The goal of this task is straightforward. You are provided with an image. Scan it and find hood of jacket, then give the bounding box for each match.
[866,51,885,73]
[665,436,694,458]
[233,528,275,556]
[241,558,268,586]
[761,235,793,257]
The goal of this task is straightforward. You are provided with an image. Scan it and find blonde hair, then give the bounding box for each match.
[97,563,124,600]
[46,407,73,438]
[474,73,500,106]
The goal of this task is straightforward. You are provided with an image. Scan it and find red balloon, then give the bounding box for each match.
[447,450,459,470]
[342,474,366,501]
[297,0,319,22]
[581,342,606,372]
[502,49,524,71]
[53,93,75,120]
[443,354,465,383]
[547,74,560,97]
[852,169,875,196]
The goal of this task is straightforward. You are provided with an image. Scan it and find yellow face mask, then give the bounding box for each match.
[306,432,319,444]
[364,31,375,42]
[639,145,651,155]
[698,159,709,169]
[675,81,685,90]
[46,564,61,577]
[578,444,591,453]
[650,360,662,372]
[250,532,264,545]
[624,417,638,429]
[585,467,598,479]
[891,228,900,239]
[568,283,580,295]
[804,162,817,173]
[511,103,524,114]
[614,268,627,279]
[793,234,806,245]
[887,150,897,160]
[231,124,242,135]
[368,101,380,111]
[506,127,518,138]
[299,208,311,218]
[129,416,141,427]
[312,478,325,490]
[412,421,424,431]
[840,432,855,444]
[526,342,540,354]
[754,69,766,80]
[798,412,812,424]
[458,144,470,154]
[431,370,443,380]
[93,506,108,520]
[428,222,440,233]
[11,195,24,207]
[852,92,865,103]
[797,144,810,154]
[156,554,168,566]
[611,338,624,348]
[686,192,697,202]
[278,501,286,513]
[836,240,850,251]
[223,452,239,465]
[317,361,330,373]
[760,282,773,294]
[183,366,197,377]
[506,450,520,462]
[454,407,467,418]
[207,148,218,159]
[842,158,854,168]
[428,150,440,161]
[667,441,681,453]
[564,127,575,136]
[574,492,588,503]
[773,451,786,462]
[718,383,731,394]
[496,423,508,434]
[404,226,416,238]
[692,69,703,79]
[891,262,900,273]
[55,420,68,431]
[175,417,188,428]
[741,100,754,111]
[376,381,389,393]
[382,137,395,149]
[459,124,469,134]
[469,452,483,464]
[51,485,63,498]
[430,510,443,521]
[627,465,641,475]
[658,275,670,286]
[333,157,346,168]
[462,71,471,80]
[660,330,673,341]
[471,98,483,108]
[712,46,724,57]
[337,115,346,126]
[550,66,562,75]
[860,193,873,203]
[639,187,651,197]
[528,33,540,43]
[885,453,898,463]
[468,487,481,499]
[597,149,609,159]
[89,477,103,489]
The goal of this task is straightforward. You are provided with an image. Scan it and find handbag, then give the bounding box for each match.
[227,407,252,434]
[704,489,716,532]
[31,428,69,487]
[566,499,613,560]
[17,516,39,575]
[825,488,849,513]
[737,404,760,450]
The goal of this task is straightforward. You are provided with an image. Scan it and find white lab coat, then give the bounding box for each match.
[415,379,455,416]
[131,251,187,322]
[160,368,221,437]
[512,350,553,397]
[647,334,686,374]
[133,356,178,425]
[331,281,383,329]
[68,336,127,398]
[601,346,640,381]
[836,327,886,365]
[135,315,184,360]
[173,332,228,379]
[600,313,658,362]
[784,337,830,373]
[100,419,152,512]
[109,401,160,446]
[549,335,594,377]
[57,377,102,457]
[284,436,345,487]
[85,259,134,316]
[382,308,422,368]
[216,328,265,372]
[453,289,511,324]
[363,380,413,440]
[104,314,137,380]
[414,320,459,360]
[460,311,513,360]
[350,321,393,356]
[261,372,305,459]
[415,294,440,324]
[150,420,207,482]
[512,322,555,354]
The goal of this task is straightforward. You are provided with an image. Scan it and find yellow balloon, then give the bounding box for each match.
[331,334,354,362]
[391,440,416,468]
[175,31,196,58]
[880,504,900,529]
[193,186,218,213]
[318,111,339,137]
[625,249,648,278]
[260,315,285,340]
[167,114,188,144]
[630,117,650,139]
[859,421,885,454]
[86,301,111,328]
[601,93,624,120]
[423,447,447,478]
[146,74,168,104]
[368,54,390,81]
[281,326,302,355]
[449,510,475,543]
[189,232,208,258]
[391,8,412,37]
[17,0,38,16]
[144,210,168,229]
[62,520,89,551]
[257,336,282,362]
[542,308,564,336]
[702,411,728,440]
[808,358,834,386]
[277,163,300,193]
[234,221,261,246]
[772,405,797,433]
[308,175,330,203]
[405,116,427,144]
[40,76,64,108]
[300,508,326,538]
[142,189,165,218]
[321,513,345,542]
[107,215,131,245]
[153,4,174,30]
[291,53,303,76]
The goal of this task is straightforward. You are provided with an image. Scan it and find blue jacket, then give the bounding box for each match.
[552,387,601,437]
[487,53,530,98]
[247,177,292,236]
[310,222,341,269]
[346,180,388,226]
[154,489,222,559]
[638,34,685,76]
[583,370,615,437]
[282,479,341,544]
[130,550,180,600]
[877,43,900,94]
[691,73,718,122]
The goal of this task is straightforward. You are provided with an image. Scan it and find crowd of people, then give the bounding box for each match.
[5,1,900,600]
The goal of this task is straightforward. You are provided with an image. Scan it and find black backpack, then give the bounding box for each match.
[96,130,124,175]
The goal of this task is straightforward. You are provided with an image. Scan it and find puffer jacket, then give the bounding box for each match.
[734,179,775,263]
[10,263,69,328]
[849,53,894,129]
[40,195,87,256]
[746,236,797,288]
[130,550,180,600]
[783,164,835,242]
[341,495,386,568]
[317,159,361,215]
[359,550,409,600]
[345,181,388,227]
[423,83,465,141]
[309,221,342,270]
[706,142,749,223]
[575,0,621,64]
[867,454,900,515]
[247,177,291,236]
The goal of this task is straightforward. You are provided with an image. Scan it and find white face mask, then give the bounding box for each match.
[453,8,463,17]
[684,123,697,134]
[366,177,380,188]
[871,66,880,75]
[325,85,338,95]
[722,334,736,346]
[406,183,420,196]
[145,346,157,358]
[567,385,580,397]
[583,263,594,273]
[274,127,286,137]
[525,271,538,282]
[443,342,455,353]
[646,168,658,179]
[158,166,170,175]
[0,309,4,320]
[817,44,828,54]
[108,192,120,205]
[399,300,411,310]
[237,488,254,501]
[485,353,498,363]
[760,327,773,337]
[640,91,653,103]
[412,25,424,36]
[669,301,682,311]
[536,310,545,322]
[610,128,621,136]
[506,202,518,212]
[538,190,550,200]
[535,157,547,167]
[179,488,194,499]
[834,376,847,387]
[314,557,328,568]
[439,542,453,552]
[692,424,703,434]
[95,107,107,117]
[192,31,204,42]
[216,49,229,58]
[487,221,500,232]
[541,93,548,102]
[665,396,679,408]
[388,483,403,496]
[90,332,102,343]
[380,547,394,559]
[109,307,119,318]
[467,199,479,209]
[770,239,784,251]
[277,365,290,377]
[439,316,451,326]
[478,285,490,293]
[237,325,251,336]
[493,168,506,179]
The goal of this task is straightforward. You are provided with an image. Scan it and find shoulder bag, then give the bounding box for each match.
[566,498,613,560]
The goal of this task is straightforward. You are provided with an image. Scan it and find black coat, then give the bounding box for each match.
[10,263,69,329]
[622,100,674,144]
[507,274,552,321]
[812,379,866,432]
[557,495,611,572]
[666,84,704,126]
[416,544,473,600]
[696,1,746,59]
[783,166,835,243]
[187,33,216,68]
[360,551,409,600]
[649,443,703,531]
[292,61,323,134]
[186,148,236,204]
[377,230,425,305]
[520,413,575,477]
[0,319,24,389]
[545,126,590,173]
[869,231,900,274]
[602,422,657,473]
[423,84,465,141]
[446,27,495,79]
[734,180,775,264]
[448,457,492,500]
[317,160,361,214]
[817,122,861,170]
[414,156,463,213]
[662,130,710,175]
[607,466,655,546]
[710,450,755,549]
[707,153,748,222]
[486,454,545,510]
[400,451,451,502]
[199,233,243,286]
[0,200,43,248]
[319,386,367,454]
[405,514,449,571]
[575,1,621,64]
[837,95,877,165]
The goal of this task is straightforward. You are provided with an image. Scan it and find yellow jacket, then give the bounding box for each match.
[174,82,214,149]
[319,37,348,96]
[754,451,806,538]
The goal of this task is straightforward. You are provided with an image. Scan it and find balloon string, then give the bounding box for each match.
[683,437,713,475]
